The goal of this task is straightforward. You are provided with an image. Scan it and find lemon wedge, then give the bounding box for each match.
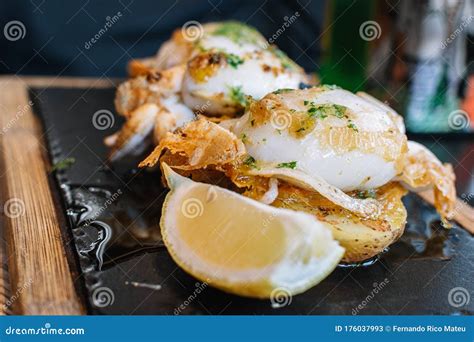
[160,163,345,298]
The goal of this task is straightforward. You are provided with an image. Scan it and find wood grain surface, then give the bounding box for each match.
[0,76,98,315]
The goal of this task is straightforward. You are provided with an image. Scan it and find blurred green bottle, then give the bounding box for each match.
[319,0,376,92]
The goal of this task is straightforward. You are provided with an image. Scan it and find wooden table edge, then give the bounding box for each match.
[0,76,113,315]
[0,75,121,89]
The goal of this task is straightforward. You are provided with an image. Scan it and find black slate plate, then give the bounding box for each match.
[30,87,474,315]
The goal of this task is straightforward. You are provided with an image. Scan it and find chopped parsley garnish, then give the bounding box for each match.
[229,85,247,107]
[212,21,263,45]
[331,105,347,118]
[244,156,257,168]
[357,189,376,199]
[273,88,294,94]
[51,157,75,172]
[307,106,328,119]
[272,48,294,70]
[240,133,248,143]
[277,161,297,169]
[304,103,348,120]
[226,53,244,69]
[320,84,340,91]
[347,121,359,132]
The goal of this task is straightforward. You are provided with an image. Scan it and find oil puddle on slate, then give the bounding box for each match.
[30,87,474,315]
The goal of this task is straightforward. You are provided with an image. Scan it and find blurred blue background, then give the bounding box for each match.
[0,0,325,77]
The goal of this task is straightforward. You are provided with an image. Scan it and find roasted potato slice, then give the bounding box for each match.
[272,182,407,263]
